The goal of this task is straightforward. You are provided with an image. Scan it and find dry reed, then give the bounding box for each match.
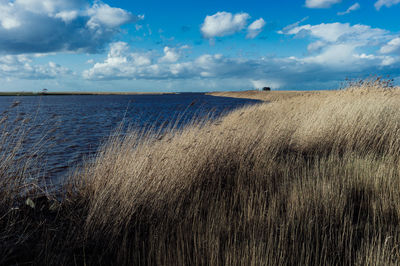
[206,90,315,102]
[2,79,400,265]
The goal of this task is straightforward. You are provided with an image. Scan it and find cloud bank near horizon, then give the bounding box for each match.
[82,18,400,90]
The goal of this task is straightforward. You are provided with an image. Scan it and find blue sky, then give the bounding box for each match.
[0,0,400,91]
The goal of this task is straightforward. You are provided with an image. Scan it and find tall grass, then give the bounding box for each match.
[0,102,43,264]
[2,80,400,265]
[207,90,313,102]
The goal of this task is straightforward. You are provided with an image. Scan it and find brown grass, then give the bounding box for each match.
[207,90,316,101]
[2,79,400,265]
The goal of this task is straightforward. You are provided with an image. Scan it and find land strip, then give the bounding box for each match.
[207,90,319,101]
[0,92,176,96]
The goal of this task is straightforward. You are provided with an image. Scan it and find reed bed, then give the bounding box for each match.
[2,79,400,265]
[206,90,315,102]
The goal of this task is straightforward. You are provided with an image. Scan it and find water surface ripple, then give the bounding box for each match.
[0,93,259,182]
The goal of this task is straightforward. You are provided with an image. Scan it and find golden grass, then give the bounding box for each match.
[207,90,317,101]
[2,79,400,265]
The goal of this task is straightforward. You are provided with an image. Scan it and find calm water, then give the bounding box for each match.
[0,93,259,182]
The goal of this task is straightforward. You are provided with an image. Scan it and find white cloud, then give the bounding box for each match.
[108,41,129,57]
[305,0,341,8]
[380,37,400,54]
[281,21,400,69]
[375,0,400,10]
[80,19,400,90]
[246,18,266,39]
[82,40,400,90]
[1,17,21,30]
[55,10,79,23]
[0,0,143,54]
[0,2,21,30]
[0,54,71,79]
[86,3,134,29]
[282,22,388,44]
[159,47,180,63]
[201,11,250,39]
[302,43,358,66]
[14,0,83,15]
[278,21,400,82]
[83,42,153,80]
[180,45,190,50]
[381,56,398,66]
[307,40,326,52]
[84,42,263,80]
[337,3,360,15]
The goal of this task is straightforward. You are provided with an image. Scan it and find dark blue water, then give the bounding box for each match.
[0,93,259,182]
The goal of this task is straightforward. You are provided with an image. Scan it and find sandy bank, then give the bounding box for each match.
[207,90,320,102]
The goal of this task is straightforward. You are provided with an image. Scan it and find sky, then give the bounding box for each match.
[0,0,400,91]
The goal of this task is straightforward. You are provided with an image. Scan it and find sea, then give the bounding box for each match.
[0,93,259,183]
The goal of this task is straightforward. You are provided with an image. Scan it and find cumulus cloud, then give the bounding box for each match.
[54,10,79,23]
[280,21,399,77]
[307,40,326,52]
[83,42,260,80]
[81,20,400,89]
[375,0,400,10]
[82,40,400,90]
[246,18,266,39]
[13,0,84,14]
[83,42,153,80]
[201,12,250,39]
[0,0,142,54]
[159,47,180,63]
[380,37,400,54]
[281,22,388,44]
[303,44,360,66]
[280,21,397,67]
[305,0,341,8]
[87,2,134,29]
[0,54,71,79]
[337,3,360,15]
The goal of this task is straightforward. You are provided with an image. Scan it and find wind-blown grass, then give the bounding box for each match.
[206,89,314,102]
[2,79,400,265]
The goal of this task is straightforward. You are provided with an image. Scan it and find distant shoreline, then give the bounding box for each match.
[0,92,177,96]
[207,90,317,102]
[0,90,319,99]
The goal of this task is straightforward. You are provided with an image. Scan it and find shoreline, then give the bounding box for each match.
[1,90,319,99]
[1,90,319,100]
[207,90,319,101]
[0,92,177,96]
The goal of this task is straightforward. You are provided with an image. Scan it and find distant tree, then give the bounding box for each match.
[42,88,48,94]
[262,87,271,91]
